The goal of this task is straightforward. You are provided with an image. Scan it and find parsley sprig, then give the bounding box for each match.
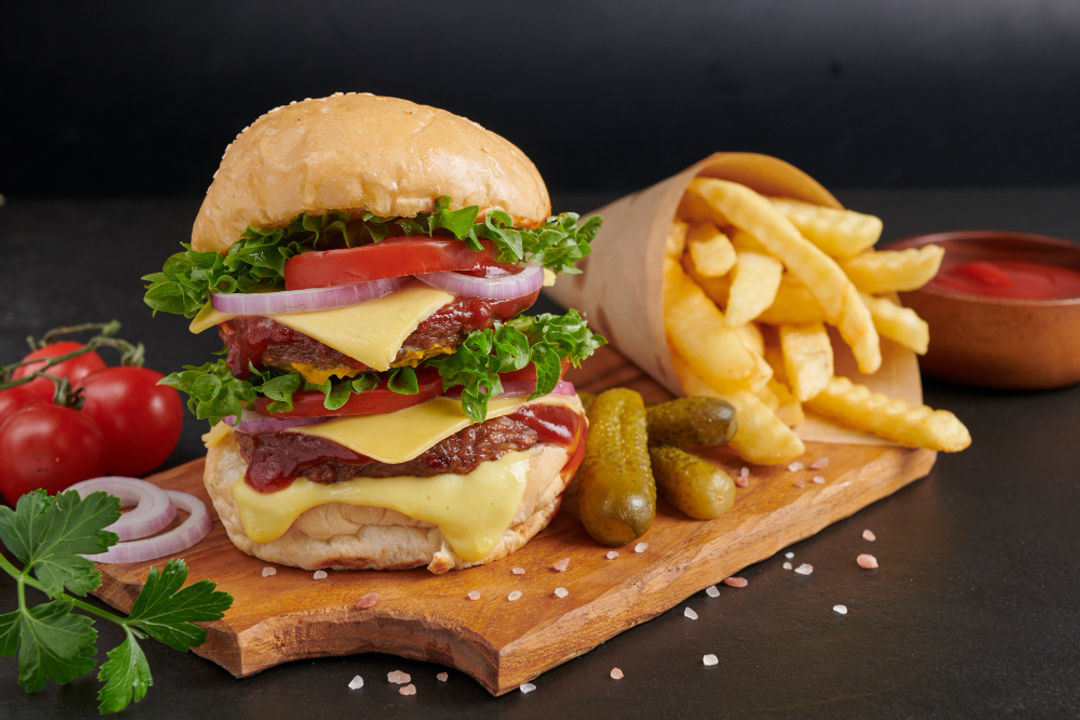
[162,309,604,424]
[1,490,233,714]
[143,198,601,318]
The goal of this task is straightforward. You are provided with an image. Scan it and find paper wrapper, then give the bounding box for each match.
[546,152,921,446]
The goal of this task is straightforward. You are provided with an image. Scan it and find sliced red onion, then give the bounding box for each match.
[235,410,327,434]
[82,490,212,564]
[68,476,177,542]
[415,263,543,300]
[211,276,408,315]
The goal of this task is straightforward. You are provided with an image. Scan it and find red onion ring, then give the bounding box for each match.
[234,410,326,434]
[81,490,212,564]
[211,276,408,315]
[68,476,177,542]
[415,263,543,300]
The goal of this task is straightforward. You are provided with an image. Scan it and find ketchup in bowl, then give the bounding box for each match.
[928,259,1080,300]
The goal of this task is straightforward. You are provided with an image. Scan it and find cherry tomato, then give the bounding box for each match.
[0,404,106,504]
[0,386,46,423]
[254,367,446,417]
[10,341,107,401]
[284,237,507,289]
[81,367,184,477]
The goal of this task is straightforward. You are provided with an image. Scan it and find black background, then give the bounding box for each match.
[4,0,1080,199]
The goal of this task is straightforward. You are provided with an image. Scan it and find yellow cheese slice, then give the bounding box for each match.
[231,450,533,561]
[187,281,454,371]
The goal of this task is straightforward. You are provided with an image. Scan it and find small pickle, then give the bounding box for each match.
[646,396,737,448]
[578,388,656,546]
[577,390,597,413]
[649,445,736,520]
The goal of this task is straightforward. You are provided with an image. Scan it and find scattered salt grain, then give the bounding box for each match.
[552,557,570,573]
[605,550,619,560]
[809,457,830,470]
[739,466,750,478]
[387,670,411,685]
[833,604,848,615]
[634,542,648,553]
[511,566,526,576]
[812,475,826,485]
[610,667,624,680]
[520,682,537,694]
[705,585,720,598]
[788,461,805,472]
[862,529,877,542]
[553,586,569,599]
[702,653,719,667]
[312,570,328,580]
[723,576,748,588]
[347,675,364,690]
[466,590,481,601]
[794,563,814,576]
[734,474,749,488]
[261,566,277,577]
[785,551,795,559]
[507,590,523,602]
[436,671,448,682]
[683,607,699,620]
[793,479,806,488]
[857,553,879,570]
[354,592,379,610]
[399,684,417,696]
[782,562,792,571]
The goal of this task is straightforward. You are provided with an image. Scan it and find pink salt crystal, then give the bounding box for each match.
[788,461,805,472]
[734,474,749,488]
[862,529,877,542]
[261,566,276,577]
[507,590,523,602]
[794,563,814,575]
[312,570,328,580]
[705,585,720,598]
[702,653,719,667]
[398,684,417,696]
[633,542,648,553]
[812,475,825,484]
[553,586,569,598]
[466,590,481,601]
[739,466,750,478]
[511,566,526,576]
[809,457,830,470]
[683,607,699,620]
[387,670,411,684]
[552,557,570,572]
[436,672,449,682]
[354,592,379,610]
[605,550,619,560]
[793,479,806,488]
[610,667,624,680]
[520,682,537,694]
[723,576,748,588]
[857,553,879,570]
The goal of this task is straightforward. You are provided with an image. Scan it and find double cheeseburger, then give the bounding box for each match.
[144,93,603,573]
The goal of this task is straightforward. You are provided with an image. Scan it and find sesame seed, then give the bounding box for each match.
[520,682,537,694]
[812,475,826,484]
[466,590,481,601]
[809,457,830,470]
[788,461,805,472]
[399,684,417,696]
[354,592,379,609]
[507,590,523,602]
[553,586,569,598]
[387,670,411,685]
[436,672,448,682]
[511,566,526,576]
[833,604,848,615]
[610,667,624,680]
[705,585,720,598]
[785,551,795,559]
[862,529,877,542]
[683,607,699,620]
[312,570,328,580]
[723,576,748,588]
[857,553,879,570]
[605,550,619,560]
[782,562,793,571]
[794,563,814,575]
[552,557,570,572]
[347,675,364,690]
[702,653,719,667]
[634,542,648,553]
[261,566,277,577]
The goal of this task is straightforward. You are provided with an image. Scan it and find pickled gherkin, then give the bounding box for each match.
[577,388,656,546]
[646,396,737,448]
[649,445,736,520]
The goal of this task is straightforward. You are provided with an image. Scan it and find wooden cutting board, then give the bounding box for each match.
[91,345,936,695]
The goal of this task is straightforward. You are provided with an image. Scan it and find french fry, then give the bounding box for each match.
[687,178,881,374]
[665,218,688,259]
[756,274,828,325]
[721,389,806,464]
[682,251,730,308]
[724,251,784,327]
[807,376,971,452]
[729,227,770,254]
[861,293,930,355]
[769,197,882,259]
[779,323,834,401]
[736,321,765,358]
[841,245,945,294]
[687,222,737,277]
[767,377,804,427]
[663,258,772,392]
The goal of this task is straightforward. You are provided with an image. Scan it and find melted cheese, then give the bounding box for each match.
[187,281,454,371]
[231,450,533,560]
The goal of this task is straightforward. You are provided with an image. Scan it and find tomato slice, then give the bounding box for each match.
[284,237,506,290]
[254,367,445,417]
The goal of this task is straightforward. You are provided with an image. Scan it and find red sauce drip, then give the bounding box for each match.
[927,260,1080,300]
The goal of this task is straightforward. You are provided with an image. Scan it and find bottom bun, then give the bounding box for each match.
[204,429,577,573]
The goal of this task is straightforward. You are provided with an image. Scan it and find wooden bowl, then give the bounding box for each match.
[892,230,1080,390]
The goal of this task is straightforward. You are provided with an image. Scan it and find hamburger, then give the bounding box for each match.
[143,92,603,573]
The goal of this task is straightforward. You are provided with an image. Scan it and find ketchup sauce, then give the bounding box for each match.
[927,260,1080,300]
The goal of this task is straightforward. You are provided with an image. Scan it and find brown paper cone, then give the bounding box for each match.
[546,152,922,446]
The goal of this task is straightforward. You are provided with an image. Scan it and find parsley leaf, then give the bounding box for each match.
[1,489,234,715]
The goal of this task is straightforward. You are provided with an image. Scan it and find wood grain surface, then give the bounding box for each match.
[91,345,936,695]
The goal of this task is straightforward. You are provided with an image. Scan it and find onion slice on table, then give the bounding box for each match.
[211,276,408,315]
[68,476,177,541]
[79,489,213,564]
[415,263,543,300]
